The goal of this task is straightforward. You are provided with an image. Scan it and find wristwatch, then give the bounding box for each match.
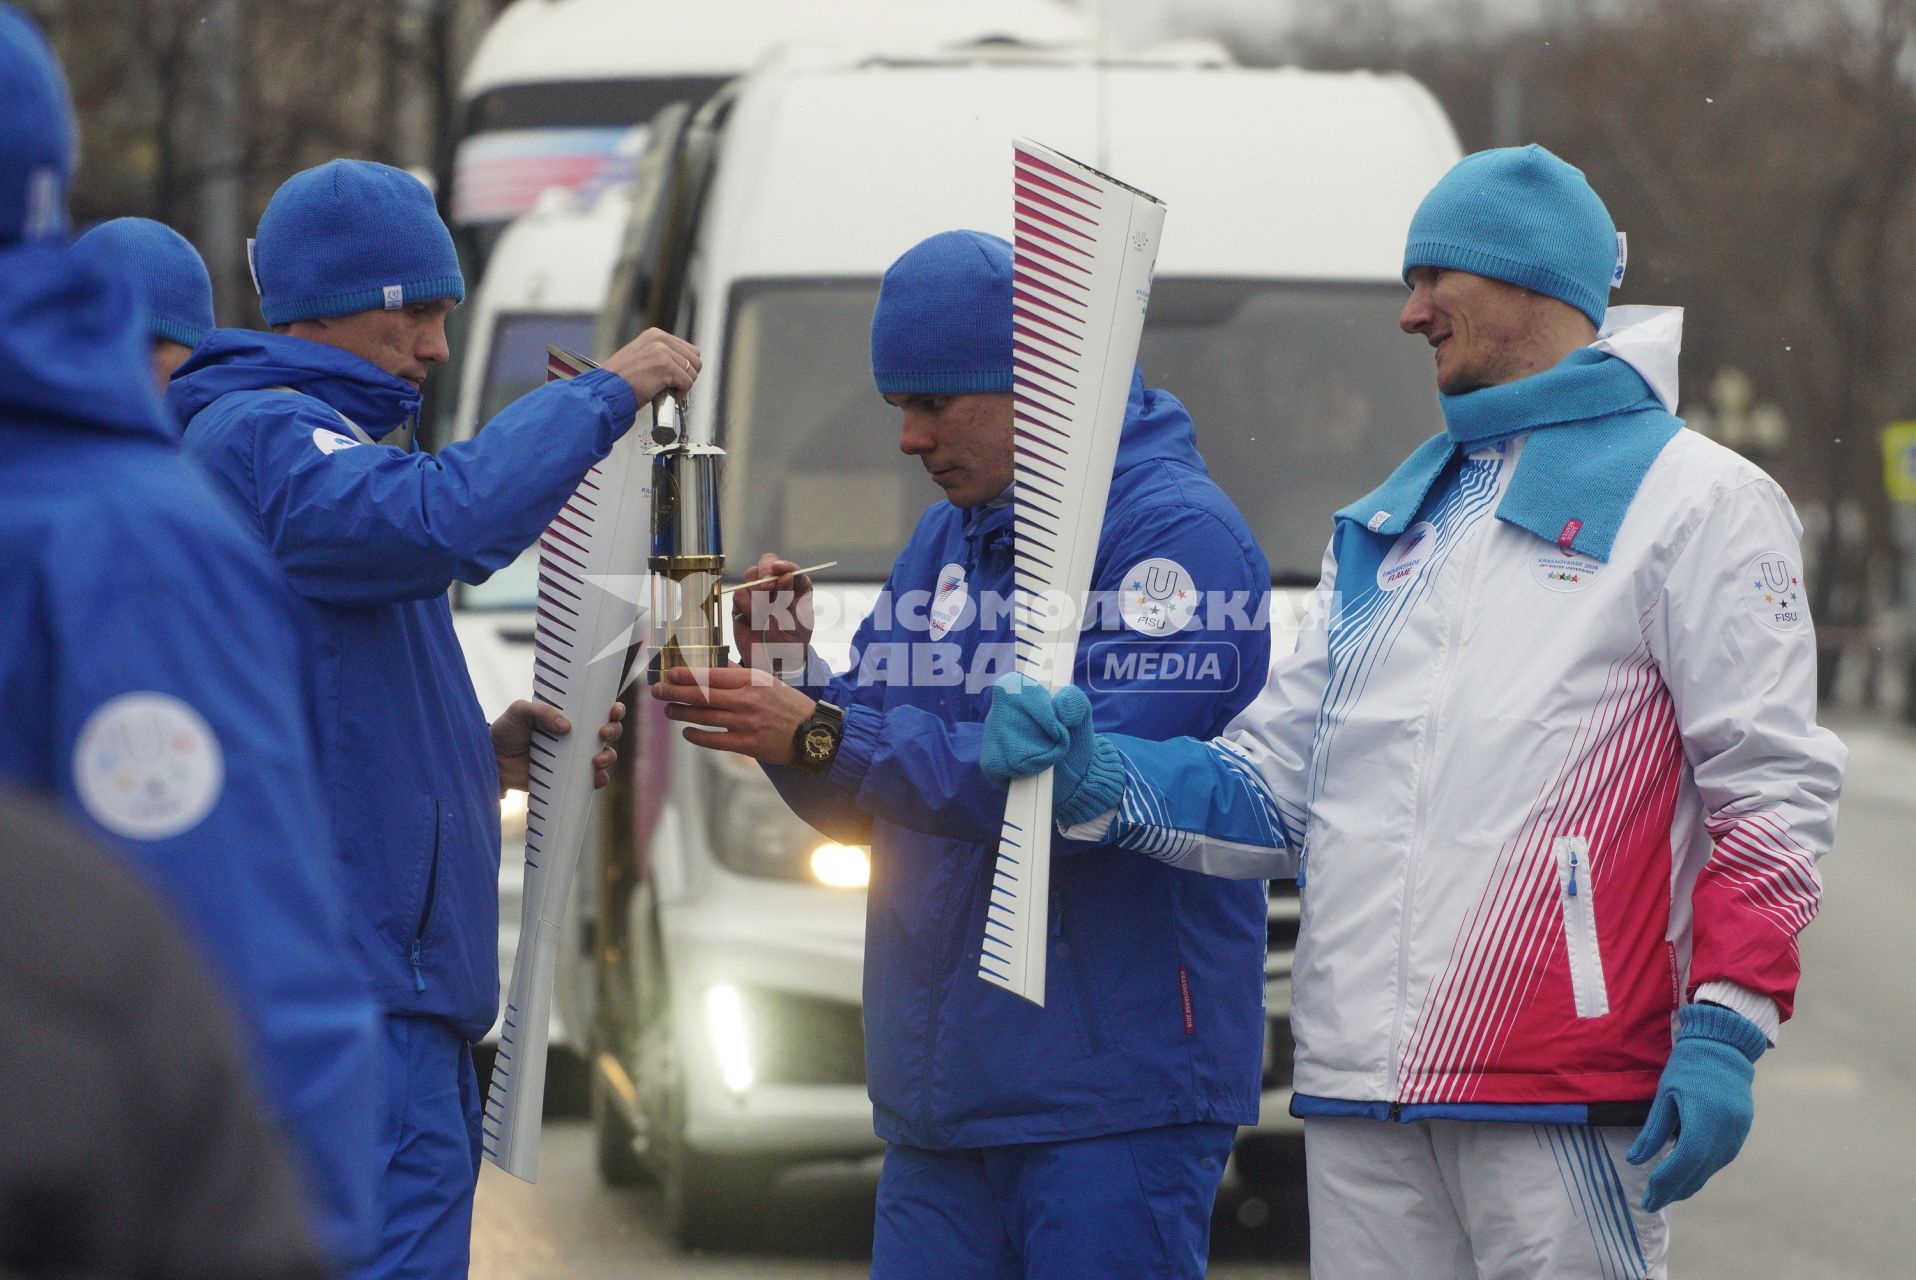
[790,701,845,775]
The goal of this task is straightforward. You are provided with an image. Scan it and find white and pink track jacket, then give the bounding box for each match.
[1072,310,1846,1118]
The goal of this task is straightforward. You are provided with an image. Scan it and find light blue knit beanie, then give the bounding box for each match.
[75,217,216,347]
[871,230,1013,395]
[254,159,464,325]
[0,4,76,246]
[1402,144,1618,327]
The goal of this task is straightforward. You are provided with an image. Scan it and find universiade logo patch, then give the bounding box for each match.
[1744,552,1806,632]
[1376,521,1437,592]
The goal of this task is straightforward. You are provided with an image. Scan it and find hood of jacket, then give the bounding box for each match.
[1115,365,1206,477]
[0,242,170,444]
[1589,304,1682,412]
[168,327,423,435]
[962,365,1205,543]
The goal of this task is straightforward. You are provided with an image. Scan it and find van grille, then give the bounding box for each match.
[741,986,866,1087]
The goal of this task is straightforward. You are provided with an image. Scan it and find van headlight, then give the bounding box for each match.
[702,750,868,888]
[500,789,528,840]
[809,842,870,888]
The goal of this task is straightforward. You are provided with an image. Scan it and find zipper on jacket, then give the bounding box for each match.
[1384,483,1493,1101]
[1555,836,1610,1018]
[410,800,443,995]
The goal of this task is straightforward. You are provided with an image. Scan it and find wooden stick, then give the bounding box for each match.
[714,561,839,598]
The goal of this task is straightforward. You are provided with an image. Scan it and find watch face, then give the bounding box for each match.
[803,725,837,762]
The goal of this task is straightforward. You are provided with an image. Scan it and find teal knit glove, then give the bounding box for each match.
[1627,1003,1768,1212]
[981,673,1125,827]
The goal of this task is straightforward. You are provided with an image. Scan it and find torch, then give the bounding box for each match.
[645,391,727,680]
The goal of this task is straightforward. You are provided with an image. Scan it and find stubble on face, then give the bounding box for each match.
[285,299,455,388]
[888,391,1016,509]
[1402,268,1587,396]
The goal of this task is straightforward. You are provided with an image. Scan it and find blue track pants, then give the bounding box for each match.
[351,1014,482,1279]
[871,1123,1236,1279]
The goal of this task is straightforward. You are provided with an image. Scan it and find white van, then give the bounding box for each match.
[446,0,1089,266]
[563,49,1463,1247]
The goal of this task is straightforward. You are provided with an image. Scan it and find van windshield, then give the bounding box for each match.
[717,277,1444,585]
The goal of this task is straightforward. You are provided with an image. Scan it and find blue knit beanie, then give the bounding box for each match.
[1402,145,1618,327]
[75,218,216,347]
[870,230,1013,395]
[254,159,464,324]
[0,4,76,246]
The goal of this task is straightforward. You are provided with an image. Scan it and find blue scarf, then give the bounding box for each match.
[1337,348,1681,561]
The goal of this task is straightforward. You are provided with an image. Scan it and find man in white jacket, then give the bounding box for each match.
[980,145,1845,1279]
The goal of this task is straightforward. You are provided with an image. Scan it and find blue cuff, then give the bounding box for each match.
[1056,735,1124,828]
[575,366,639,437]
[1680,1002,1768,1065]
[826,703,880,793]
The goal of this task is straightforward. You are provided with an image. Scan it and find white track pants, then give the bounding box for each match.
[1304,1117,1668,1280]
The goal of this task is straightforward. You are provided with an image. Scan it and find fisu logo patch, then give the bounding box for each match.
[1744,552,1807,632]
[73,693,224,840]
[1119,557,1199,636]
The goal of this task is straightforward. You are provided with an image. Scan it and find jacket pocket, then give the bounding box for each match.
[1055,893,1108,1056]
[401,796,444,992]
[1554,835,1610,1018]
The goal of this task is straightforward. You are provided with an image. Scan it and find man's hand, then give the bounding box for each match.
[731,552,815,672]
[650,665,814,765]
[492,699,626,793]
[1626,1003,1768,1211]
[601,328,702,404]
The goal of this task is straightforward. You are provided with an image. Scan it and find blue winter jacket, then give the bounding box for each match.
[0,243,377,1264]
[770,372,1273,1149]
[168,330,638,1038]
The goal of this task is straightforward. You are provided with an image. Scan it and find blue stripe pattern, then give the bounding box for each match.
[1537,1124,1651,1280]
[1102,738,1292,870]
[1111,744,1194,863]
[1306,458,1503,816]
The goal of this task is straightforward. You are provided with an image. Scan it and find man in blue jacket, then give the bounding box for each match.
[73,215,215,399]
[0,6,376,1267]
[651,230,1272,1278]
[168,158,699,1278]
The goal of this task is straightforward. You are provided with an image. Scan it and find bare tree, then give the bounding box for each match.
[1250,0,1916,694]
[30,0,503,322]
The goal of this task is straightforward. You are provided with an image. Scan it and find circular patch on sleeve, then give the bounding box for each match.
[1119,557,1200,635]
[311,426,361,455]
[928,562,970,640]
[73,693,225,840]
[1376,521,1438,592]
[1743,552,1807,632]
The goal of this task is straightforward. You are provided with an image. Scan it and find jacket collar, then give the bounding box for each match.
[167,327,423,436]
[1338,308,1686,561]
